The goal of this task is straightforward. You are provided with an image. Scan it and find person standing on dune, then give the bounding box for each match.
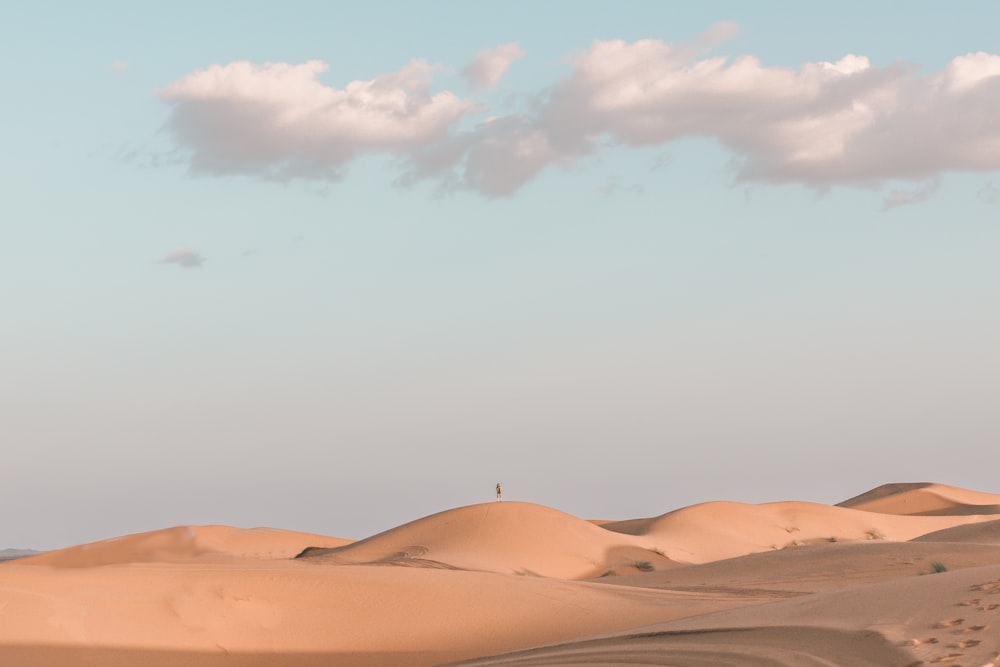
[496,482,503,502]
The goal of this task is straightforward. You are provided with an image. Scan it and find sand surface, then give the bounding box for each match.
[3,483,1000,666]
[8,525,353,568]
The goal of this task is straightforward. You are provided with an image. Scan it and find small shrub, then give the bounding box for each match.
[634,560,654,572]
[865,528,886,540]
[828,536,838,543]
[930,561,948,573]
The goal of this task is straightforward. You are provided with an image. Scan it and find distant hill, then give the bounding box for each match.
[0,549,43,562]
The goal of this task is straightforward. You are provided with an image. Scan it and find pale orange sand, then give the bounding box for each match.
[10,525,352,568]
[838,482,1000,516]
[3,482,1000,666]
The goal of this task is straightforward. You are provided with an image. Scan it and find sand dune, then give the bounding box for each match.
[301,497,1000,578]
[458,558,1000,666]
[596,539,1000,593]
[298,501,674,578]
[838,481,1000,516]
[0,561,717,666]
[600,498,997,563]
[4,482,1000,666]
[913,517,1000,544]
[10,525,351,568]
[452,626,915,666]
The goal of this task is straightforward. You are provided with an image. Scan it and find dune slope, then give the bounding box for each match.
[455,561,1000,666]
[838,482,1000,516]
[298,501,671,578]
[600,499,999,563]
[11,526,351,567]
[0,561,719,667]
[913,517,1000,544]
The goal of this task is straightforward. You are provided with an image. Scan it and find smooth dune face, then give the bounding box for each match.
[459,562,1000,666]
[600,499,999,564]
[0,563,675,655]
[297,501,672,578]
[596,539,1000,593]
[912,517,1000,544]
[837,482,1000,516]
[11,526,352,568]
[4,482,1000,666]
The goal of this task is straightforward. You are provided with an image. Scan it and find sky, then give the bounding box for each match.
[2,1,999,549]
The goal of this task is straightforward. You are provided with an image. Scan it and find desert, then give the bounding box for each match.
[3,482,999,666]
[8,3,1000,665]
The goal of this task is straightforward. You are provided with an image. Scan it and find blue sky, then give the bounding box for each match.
[3,2,999,549]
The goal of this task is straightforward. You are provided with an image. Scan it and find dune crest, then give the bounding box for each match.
[600,498,999,564]
[297,501,672,579]
[837,482,1000,516]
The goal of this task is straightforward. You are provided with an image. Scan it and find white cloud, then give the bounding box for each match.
[158,34,1000,199]
[462,42,524,89]
[161,248,205,268]
[528,40,1000,192]
[111,61,128,72]
[540,41,890,177]
[160,59,474,179]
[945,52,1000,92]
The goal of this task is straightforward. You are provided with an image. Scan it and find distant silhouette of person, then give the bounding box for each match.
[496,482,503,502]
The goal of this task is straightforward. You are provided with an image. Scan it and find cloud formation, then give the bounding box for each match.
[461,42,524,89]
[160,60,474,179]
[159,34,1000,198]
[161,248,205,268]
[536,43,1000,190]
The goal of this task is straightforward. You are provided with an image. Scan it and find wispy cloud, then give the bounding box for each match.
[461,42,524,89]
[979,180,1000,203]
[116,143,185,170]
[158,32,1000,199]
[700,21,740,46]
[650,152,674,171]
[594,178,644,197]
[111,60,129,72]
[882,177,941,210]
[161,248,205,268]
